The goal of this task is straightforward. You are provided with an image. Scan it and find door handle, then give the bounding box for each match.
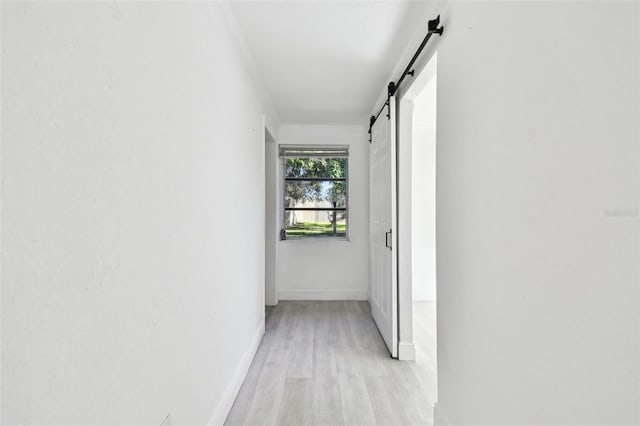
[385,229,392,250]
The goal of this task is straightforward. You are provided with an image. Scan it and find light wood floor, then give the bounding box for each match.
[225,301,437,426]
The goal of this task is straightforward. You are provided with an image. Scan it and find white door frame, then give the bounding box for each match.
[396,53,438,361]
[264,121,279,307]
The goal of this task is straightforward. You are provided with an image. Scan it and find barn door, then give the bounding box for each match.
[369,96,398,358]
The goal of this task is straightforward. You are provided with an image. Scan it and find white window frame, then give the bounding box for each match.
[279,145,350,241]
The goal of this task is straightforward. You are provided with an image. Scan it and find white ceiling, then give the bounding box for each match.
[230,1,434,125]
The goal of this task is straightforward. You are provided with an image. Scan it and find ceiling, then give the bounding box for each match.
[231,1,434,125]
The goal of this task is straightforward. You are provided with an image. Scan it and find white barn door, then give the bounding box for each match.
[369,96,398,358]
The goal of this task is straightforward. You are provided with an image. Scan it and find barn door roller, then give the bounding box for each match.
[368,15,444,143]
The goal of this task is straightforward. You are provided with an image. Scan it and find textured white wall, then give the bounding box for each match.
[1,3,276,424]
[277,125,370,300]
[395,2,639,424]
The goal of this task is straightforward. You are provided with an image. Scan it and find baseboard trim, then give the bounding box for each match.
[398,341,416,361]
[208,322,265,426]
[433,402,451,426]
[279,289,368,301]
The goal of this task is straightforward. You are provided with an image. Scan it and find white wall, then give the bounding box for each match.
[391,1,639,425]
[277,125,370,301]
[412,76,437,302]
[1,3,278,424]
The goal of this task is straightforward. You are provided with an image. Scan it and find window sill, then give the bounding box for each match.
[280,236,351,243]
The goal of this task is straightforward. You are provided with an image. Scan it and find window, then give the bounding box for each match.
[280,145,349,239]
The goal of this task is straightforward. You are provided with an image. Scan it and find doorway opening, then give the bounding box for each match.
[397,51,438,416]
[410,60,437,384]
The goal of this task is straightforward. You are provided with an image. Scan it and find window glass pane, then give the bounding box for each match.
[282,153,348,239]
[285,157,347,179]
[285,180,346,208]
[285,211,347,238]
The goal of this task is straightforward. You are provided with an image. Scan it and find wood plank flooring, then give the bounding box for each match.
[225,301,437,426]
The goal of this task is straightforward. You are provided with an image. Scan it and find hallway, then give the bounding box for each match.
[3,2,639,424]
[225,301,437,425]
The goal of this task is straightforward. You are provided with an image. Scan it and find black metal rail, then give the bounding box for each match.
[368,15,444,143]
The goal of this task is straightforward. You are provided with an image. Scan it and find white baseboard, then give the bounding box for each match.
[398,341,416,361]
[433,402,451,426]
[208,322,265,426]
[279,289,368,301]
